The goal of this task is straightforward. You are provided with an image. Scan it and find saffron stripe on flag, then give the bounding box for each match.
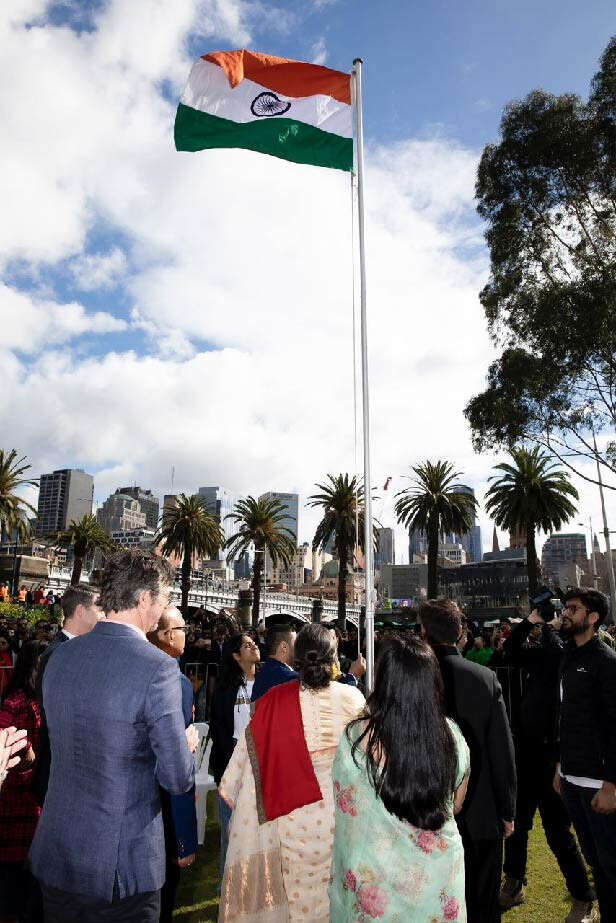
[174,103,353,172]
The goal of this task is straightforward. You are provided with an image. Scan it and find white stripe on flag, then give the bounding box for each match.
[181,59,353,139]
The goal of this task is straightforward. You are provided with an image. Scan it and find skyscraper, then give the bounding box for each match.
[116,487,160,531]
[259,492,299,542]
[197,486,240,560]
[408,528,428,560]
[375,527,395,567]
[36,469,94,535]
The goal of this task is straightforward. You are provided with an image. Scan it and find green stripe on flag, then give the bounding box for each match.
[174,103,353,172]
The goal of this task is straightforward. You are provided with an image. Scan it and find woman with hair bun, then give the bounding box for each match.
[218,623,364,923]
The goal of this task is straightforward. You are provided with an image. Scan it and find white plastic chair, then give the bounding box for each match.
[193,722,217,845]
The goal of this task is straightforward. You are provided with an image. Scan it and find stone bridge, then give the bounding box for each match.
[47,569,360,626]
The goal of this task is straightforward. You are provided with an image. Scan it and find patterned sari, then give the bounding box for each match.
[329,719,470,922]
[218,680,365,923]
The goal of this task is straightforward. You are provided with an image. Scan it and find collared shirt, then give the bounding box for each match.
[61,629,76,641]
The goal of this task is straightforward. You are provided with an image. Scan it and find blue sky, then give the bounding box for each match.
[15,0,615,359]
[2,0,615,553]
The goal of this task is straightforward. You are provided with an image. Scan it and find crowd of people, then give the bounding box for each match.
[0,551,616,922]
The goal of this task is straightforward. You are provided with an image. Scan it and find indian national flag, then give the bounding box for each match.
[175,49,353,172]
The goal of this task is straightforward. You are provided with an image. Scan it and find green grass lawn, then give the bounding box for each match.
[175,795,579,922]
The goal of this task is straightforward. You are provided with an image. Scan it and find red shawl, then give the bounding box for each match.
[246,680,322,824]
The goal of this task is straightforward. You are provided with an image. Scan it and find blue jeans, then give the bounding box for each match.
[561,779,616,921]
[218,793,233,885]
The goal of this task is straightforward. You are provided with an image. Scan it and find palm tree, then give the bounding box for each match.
[224,496,296,627]
[157,494,224,610]
[56,514,115,586]
[485,447,578,595]
[0,450,38,541]
[309,474,377,631]
[395,461,478,599]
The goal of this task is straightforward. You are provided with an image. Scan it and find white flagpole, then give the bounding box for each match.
[352,58,375,693]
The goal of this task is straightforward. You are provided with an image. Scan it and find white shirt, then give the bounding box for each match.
[233,680,254,741]
[61,629,76,640]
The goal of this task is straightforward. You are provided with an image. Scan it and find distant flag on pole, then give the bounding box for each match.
[175,49,353,172]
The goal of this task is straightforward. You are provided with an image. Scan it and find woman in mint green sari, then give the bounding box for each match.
[330,635,470,922]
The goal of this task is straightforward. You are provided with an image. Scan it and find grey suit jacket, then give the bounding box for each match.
[29,621,194,901]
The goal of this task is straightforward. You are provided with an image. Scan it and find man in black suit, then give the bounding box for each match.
[34,584,102,804]
[419,598,517,923]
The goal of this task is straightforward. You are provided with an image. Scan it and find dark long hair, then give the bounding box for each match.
[217,633,248,690]
[3,640,47,702]
[294,623,336,690]
[348,634,458,830]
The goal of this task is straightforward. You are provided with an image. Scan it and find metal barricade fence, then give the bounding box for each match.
[183,662,219,722]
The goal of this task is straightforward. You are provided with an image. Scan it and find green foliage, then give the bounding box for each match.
[224,496,296,566]
[0,449,38,539]
[0,602,59,624]
[395,461,477,598]
[224,496,296,626]
[158,495,225,610]
[56,514,115,586]
[466,37,616,485]
[308,474,378,629]
[485,447,578,593]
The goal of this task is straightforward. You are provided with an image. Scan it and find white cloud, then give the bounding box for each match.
[2,0,613,558]
[0,284,126,353]
[311,36,327,66]
[69,248,127,291]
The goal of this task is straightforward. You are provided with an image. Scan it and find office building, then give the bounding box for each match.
[259,492,299,542]
[408,528,428,560]
[116,487,160,531]
[197,486,240,560]
[541,533,587,586]
[36,469,94,535]
[380,563,428,602]
[111,528,157,550]
[439,542,467,566]
[97,494,146,533]
[271,542,312,587]
[375,527,395,568]
[439,557,529,618]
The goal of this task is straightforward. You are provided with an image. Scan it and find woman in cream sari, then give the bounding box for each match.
[218,623,364,923]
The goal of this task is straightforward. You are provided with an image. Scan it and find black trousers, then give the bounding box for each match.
[460,828,503,923]
[160,859,181,923]
[561,779,616,923]
[503,739,593,902]
[40,882,161,923]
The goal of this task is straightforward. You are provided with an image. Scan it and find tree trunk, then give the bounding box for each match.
[337,540,348,632]
[526,522,540,597]
[181,544,192,611]
[71,555,83,586]
[252,552,263,628]
[427,515,439,599]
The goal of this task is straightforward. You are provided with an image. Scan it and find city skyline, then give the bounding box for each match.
[19,462,612,565]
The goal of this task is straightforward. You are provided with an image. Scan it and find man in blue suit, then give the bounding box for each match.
[147,605,198,923]
[30,550,196,923]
